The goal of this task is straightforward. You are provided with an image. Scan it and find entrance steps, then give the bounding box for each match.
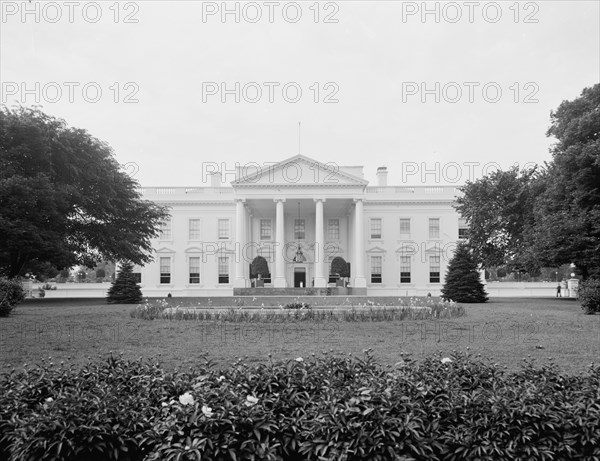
[233,287,367,296]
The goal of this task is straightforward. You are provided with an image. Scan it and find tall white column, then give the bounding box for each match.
[314,198,326,287]
[354,198,366,287]
[274,198,287,287]
[234,198,246,287]
[247,210,253,279]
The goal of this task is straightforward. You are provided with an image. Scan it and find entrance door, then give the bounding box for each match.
[293,267,306,287]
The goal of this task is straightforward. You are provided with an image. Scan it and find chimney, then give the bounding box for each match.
[376,166,388,187]
[210,171,222,187]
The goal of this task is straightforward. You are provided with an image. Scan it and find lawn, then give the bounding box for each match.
[1,297,598,375]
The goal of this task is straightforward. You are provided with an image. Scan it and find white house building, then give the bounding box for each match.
[135,154,467,296]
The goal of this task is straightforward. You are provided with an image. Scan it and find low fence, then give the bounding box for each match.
[26,281,578,299]
[28,283,110,299]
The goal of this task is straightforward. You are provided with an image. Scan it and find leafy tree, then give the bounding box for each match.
[96,268,106,280]
[107,261,142,304]
[441,243,488,303]
[330,256,350,278]
[523,84,600,279]
[0,106,169,278]
[250,256,270,279]
[455,84,600,278]
[454,166,539,271]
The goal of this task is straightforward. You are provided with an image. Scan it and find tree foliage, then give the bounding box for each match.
[330,256,350,278]
[106,261,142,304]
[454,166,539,271]
[455,84,600,278]
[250,256,270,279]
[441,243,488,303]
[523,84,600,279]
[0,106,169,277]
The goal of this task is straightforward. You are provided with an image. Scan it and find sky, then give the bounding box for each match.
[1,0,599,186]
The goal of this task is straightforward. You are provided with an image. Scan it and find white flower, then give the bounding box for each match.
[295,357,304,362]
[245,395,259,407]
[179,392,195,406]
[441,357,453,364]
[161,402,169,407]
[216,375,226,383]
[201,405,214,417]
[42,397,54,410]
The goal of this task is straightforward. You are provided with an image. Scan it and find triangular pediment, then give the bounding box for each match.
[156,247,175,254]
[184,246,205,253]
[424,244,444,254]
[232,154,368,187]
[366,246,387,254]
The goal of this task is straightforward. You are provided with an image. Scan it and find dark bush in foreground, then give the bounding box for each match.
[0,277,25,316]
[579,278,600,314]
[1,352,599,460]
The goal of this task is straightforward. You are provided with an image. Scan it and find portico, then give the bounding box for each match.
[229,155,370,290]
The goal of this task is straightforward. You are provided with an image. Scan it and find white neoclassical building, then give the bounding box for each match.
[136,154,467,297]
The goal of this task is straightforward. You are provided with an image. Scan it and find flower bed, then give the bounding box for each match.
[1,351,599,460]
[130,298,464,322]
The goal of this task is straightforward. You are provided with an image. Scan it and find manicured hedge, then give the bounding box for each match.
[1,351,599,460]
[0,277,25,317]
[579,278,600,314]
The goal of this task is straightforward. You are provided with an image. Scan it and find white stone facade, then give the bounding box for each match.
[137,155,465,296]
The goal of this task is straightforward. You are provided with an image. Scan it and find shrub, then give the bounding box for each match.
[284,301,311,309]
[0,277,25,317]
[330,256,350,278]
[107,261,143,304]
[2,352,599,461]
[250,256,269,280]
[579,278,600,314]
[441,242,488,303]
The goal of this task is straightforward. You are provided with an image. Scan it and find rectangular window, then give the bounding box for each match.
[218,219,229,240]
[327,219,340,240]
[258,246,272,263]
[218,256,229,284]
[160,257,171,284]
[132,272,141,284]
[370,218,382,239]
[458,218,468,239]
[159,218,172,240]
[429,218,440,239]
[399,218,411,238]
[294,219,305,240]
[260,219,272,240]
[189,219,201,240]
[400,256,411,283]
[370,256,382,284]
[189,257,200,284]
[429,255,440,283]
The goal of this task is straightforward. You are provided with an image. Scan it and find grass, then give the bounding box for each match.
[1,297,598,375]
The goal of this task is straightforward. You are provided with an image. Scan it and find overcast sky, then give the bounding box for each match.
[1,0,599,186]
